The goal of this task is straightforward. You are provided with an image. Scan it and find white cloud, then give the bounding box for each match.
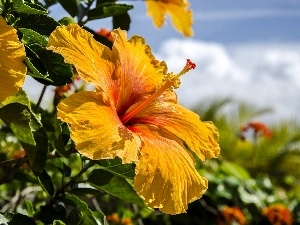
[156,39,300,121]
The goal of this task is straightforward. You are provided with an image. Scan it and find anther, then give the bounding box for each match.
[120,59,196,124]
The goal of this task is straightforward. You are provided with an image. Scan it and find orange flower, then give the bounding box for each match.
[240,121,272,139]
[262,204,293,225]
[54,84,72,98]
[96,28,113,42]
[47,25,220,214]
[106,213,133,225]
[217,206,247,225]
[0,16,26,102]
[145,0,193,37]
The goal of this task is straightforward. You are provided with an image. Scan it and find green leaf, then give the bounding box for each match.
[20,28,48,46]
[24,200,35,217]
[58,0,79,17]
[59,194,93,214]
[0,213,36,225]
[2,89,31,108]
[0,103,48,172]
[12,0,47,14]
[25,56,53,84]
[16,14,60,36]
[67,208,83,225]
[96,157,135,180]
[87,3,133,21]
[54,122,70,157]
[113,12,130,31]
[59,17,76,25]
[88,170,145,207]
[220,161,251,179]
[53,220,67,225]
[44,0,58,8]
[34,169,55,196]
[25,44,73,86]
[59,194,106,225]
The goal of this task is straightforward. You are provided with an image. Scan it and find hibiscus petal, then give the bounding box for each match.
[145,1,193,37]
[110,29,166,113]
[145,1,166,28]
[47,24,114,93]
[0,16,26,102]
[132,125,208,214]
[132,98,220,161]
[57,91,141,163]
[167,2,194,37]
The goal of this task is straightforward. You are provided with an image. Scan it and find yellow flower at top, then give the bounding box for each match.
[145,0,193,37]
[0,16,26,102]
[47,24,220,214]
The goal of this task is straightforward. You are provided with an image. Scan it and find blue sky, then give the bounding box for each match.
[29,1,300,122]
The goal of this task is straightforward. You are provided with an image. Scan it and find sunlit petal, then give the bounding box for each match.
[132,125,208,214]
[145,0,193,37]
[167,2,193,37]
[0,16,26,102]
[110,29,167,113]
[131,95,220,161]
[47,24,114,93]
[57,91,141,163]
[145,1,165,28]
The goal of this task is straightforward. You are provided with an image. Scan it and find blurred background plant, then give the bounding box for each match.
[0,0,299,224]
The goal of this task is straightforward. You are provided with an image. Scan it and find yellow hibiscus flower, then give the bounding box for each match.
[0,16,26,102]
[145,0,193,37]
[47,25,220,214]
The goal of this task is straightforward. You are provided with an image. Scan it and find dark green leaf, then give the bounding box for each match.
[54,122,70,157]
[62,162,72,177]
[44,0,58,8]
[26,44,73,86]
[14,170,37,183]
[87,3,133,21]
[25,56,53,84]
[96,0,116,5]
[34,169,55,196]
[58,0,79,17]
[39,204,67,224]
[12,0,47,14]
[67,208,83,225]
[16,14,59,36]
[113,12,130,31]
[59,194,93,214]
[96,157,135,180]
[59,194,106,225]
[1,213,36,225]
[0,103,48,172]
[88,170,145,207]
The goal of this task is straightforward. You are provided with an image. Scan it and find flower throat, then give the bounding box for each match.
[120,59,196,124]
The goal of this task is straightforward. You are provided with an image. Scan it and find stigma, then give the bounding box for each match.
[120,59,196,124]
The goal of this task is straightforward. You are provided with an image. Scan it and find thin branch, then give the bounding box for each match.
[35,85,47,113]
